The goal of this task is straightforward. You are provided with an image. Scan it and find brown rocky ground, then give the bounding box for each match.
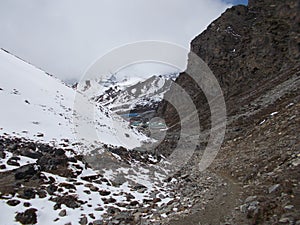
[212,93,300,224]
[159,74,300,225]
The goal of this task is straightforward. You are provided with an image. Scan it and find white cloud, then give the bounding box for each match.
[0,0,230,82]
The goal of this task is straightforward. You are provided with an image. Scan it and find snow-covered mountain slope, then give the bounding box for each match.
[0,50,179,225]
[79,73,177,114]
[0,49,147,149]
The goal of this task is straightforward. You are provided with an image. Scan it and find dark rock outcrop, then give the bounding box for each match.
[159,0,299,129]
[15,208,38,224]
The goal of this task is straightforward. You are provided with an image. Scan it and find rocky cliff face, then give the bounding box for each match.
[159,0,299,128]
[157,1,300,223]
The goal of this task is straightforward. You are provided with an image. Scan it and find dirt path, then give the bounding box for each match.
[167,172,242,225]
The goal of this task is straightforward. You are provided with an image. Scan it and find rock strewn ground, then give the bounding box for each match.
[0,136,235,225]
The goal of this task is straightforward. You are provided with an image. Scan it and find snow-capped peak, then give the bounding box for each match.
[78,73,178,115]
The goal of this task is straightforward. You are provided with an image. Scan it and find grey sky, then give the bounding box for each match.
[0,0,232,82]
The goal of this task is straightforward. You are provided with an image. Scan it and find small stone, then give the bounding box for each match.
[130,200,139,206]
[23,202,31,207]
[7,157,20,166]
[106,206,121,215]
[240,204,247,213]
[279,217,290,223]
[284,205,294,210]
[15,208,38,224]
[52,195,81,209]
[20,188,36,199]
[89,185,99,192]
[269,184,280,193]
[0,164,6,169]
[36,133,44,137]
[54,203,61,210]
[79,216,88,225]
[59,209,67,217]
[7,199,20,206]
[15,164,38,180]
[37,189,47,198]
[99,190,111,196]
[55,149,65,156]
[111,175,126,187]
[59,183,76,190]
[102,197,116,204]
[153,198,161,203]
[116,202,127,207]
[292,158,300,167]
[94,207,104,211]
[134,184,147,193]
[47,184,58,195]
[83,190,91,194]
[180,174,189,179]
[158,193,165,199]
[0,151,5,159]
[245,196,257,203]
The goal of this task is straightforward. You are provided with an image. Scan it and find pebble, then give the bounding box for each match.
[284,205,294,210]
[59,209,67,217]
[245,195,257,203]
[268,184,280,193]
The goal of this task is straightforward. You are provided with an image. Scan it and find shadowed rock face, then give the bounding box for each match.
[155,1,300,223]
[158,0,299,129]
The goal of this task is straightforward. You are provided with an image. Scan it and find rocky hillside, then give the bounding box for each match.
[0,136,178,225]
[159,0,299,129]
[157,0,300,224]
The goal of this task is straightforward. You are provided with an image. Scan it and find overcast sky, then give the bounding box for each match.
[0,0,247,83]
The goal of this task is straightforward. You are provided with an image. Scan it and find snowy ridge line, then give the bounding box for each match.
[0,48,62,84]
[79,73,178,115]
